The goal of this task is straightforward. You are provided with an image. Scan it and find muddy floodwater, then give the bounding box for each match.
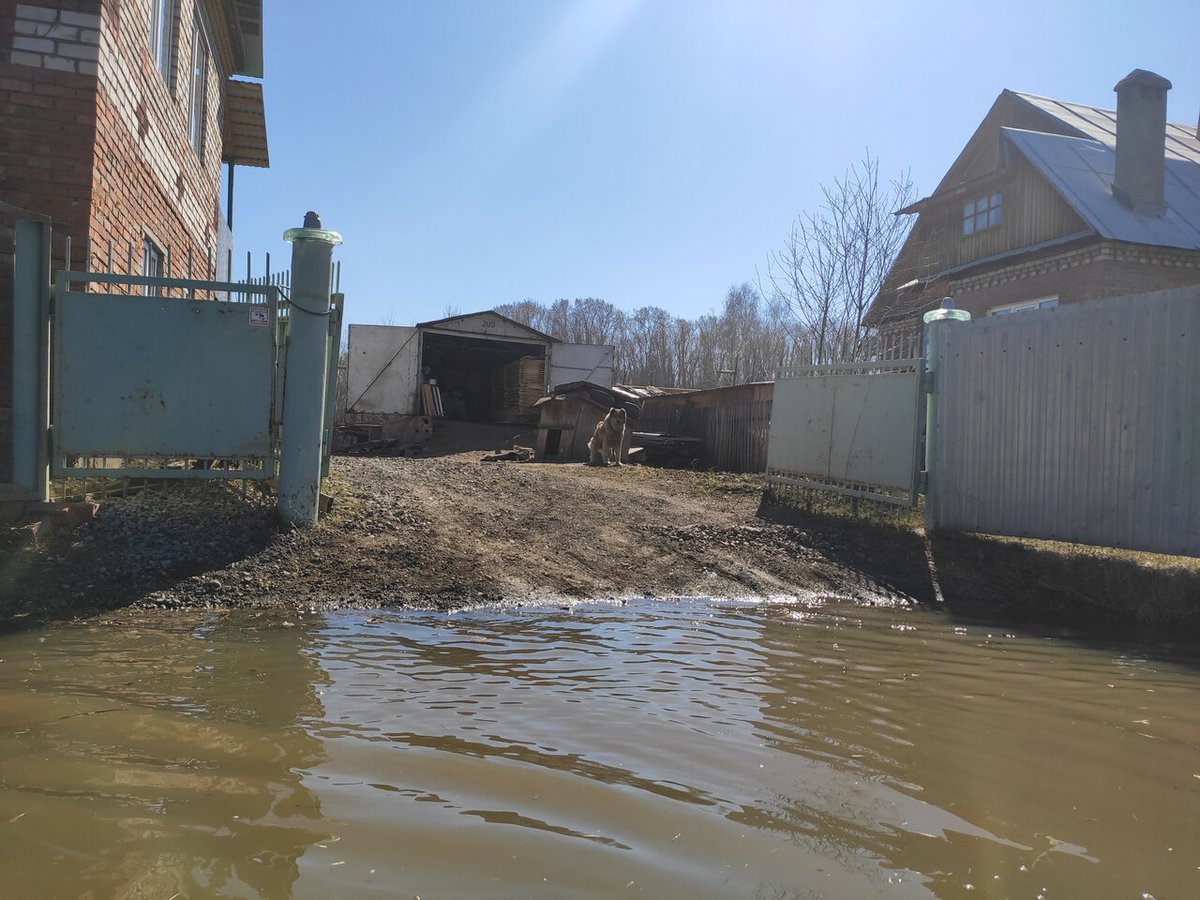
[0,601,1197,899]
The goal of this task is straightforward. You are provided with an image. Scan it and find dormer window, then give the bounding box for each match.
[962,191,1002,235]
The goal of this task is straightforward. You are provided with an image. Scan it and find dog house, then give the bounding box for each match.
[534,382,643,462]
[346,312,614,425]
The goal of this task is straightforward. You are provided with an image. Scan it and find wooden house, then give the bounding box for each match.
[866,69,1200,349]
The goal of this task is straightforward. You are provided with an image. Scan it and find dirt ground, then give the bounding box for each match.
[0,424,915,626]
[2,422,1197,641]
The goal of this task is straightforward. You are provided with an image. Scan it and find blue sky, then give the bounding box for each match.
[230,0,1199,327]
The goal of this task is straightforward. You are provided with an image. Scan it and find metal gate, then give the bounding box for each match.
[766,359,925,506]
[5,215,344,522]
[51,269,282,480]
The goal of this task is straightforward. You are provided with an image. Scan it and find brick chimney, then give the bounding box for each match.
[1112,69,1172,215]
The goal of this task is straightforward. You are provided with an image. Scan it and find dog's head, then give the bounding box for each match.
[608,408,627,429]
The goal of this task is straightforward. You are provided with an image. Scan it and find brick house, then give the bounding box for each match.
[1,0,267,482]
[865,69,1200,350]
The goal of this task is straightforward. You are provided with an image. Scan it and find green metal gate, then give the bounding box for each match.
[51,269,282,480]
[5,216,344,514]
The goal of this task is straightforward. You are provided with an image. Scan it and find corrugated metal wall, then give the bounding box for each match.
[933,287,1200,556]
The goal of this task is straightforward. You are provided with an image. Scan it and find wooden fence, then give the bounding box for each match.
[639,382,773,473]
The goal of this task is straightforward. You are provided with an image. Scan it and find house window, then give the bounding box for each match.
[989,296,1059,317]
[962,191,1002,235]
[142,237,164,297]
[148,0,174,84]
[188,13,209,158]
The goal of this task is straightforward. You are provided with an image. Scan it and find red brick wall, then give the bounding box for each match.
[1,0,232,481]
[90,0,224,278]
[948,241,1200,317]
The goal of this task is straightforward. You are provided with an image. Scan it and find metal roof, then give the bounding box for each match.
[1011,91,1200,164]
[1002,127,1200,250]
[417,310,557,343]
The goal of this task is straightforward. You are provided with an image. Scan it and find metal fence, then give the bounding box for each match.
[931,287,1200,556]
[5,217,344,515]
[766,359,924,505]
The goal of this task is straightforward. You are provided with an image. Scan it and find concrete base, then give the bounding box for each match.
[1,500,98,542]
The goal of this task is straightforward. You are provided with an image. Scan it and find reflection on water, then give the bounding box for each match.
[0,601,1197,898]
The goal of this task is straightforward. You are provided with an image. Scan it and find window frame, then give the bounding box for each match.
[148,0,174,86]
[142,235,165,297]
[962,191,1003,236]
[988,296,1059,317]
[188,10,211,160]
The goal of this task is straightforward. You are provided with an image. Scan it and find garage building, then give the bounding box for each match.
[346,311,614,425]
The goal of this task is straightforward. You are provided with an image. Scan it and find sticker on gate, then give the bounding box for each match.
[248,307,269,326]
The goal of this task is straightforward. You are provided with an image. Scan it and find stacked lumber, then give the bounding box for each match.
[492,356,545,423]
[420,383,444,417]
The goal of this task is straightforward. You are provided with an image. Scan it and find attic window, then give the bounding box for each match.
[962,191,1002,235]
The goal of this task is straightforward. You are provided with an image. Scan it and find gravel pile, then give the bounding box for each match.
[1,481,281,622]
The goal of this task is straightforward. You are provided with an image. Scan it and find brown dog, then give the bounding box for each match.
[588,407,627,466]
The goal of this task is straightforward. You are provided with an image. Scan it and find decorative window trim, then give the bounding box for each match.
[988,296,1059,317]
[962,191,1002,236]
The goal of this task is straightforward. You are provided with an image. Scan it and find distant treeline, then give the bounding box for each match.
[496,285,800,389]
[497,155,916,388]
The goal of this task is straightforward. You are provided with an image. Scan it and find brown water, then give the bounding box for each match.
[0,601,1197,899]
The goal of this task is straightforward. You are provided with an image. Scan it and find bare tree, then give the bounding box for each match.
[761,153,915,364]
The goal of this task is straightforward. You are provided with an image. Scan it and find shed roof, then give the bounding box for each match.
[222,80,268,168]
[1002,127,1200,250]
[417,310,556,343]
[417,312,556,343]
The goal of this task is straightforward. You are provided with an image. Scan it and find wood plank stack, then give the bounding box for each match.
[492,356,545,423]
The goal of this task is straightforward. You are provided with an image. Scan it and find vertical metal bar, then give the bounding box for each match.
[106,239,113,274]
[126,241,134,294]
[11,219,53,501]
[226,160,235,230]
[322,292,345,478]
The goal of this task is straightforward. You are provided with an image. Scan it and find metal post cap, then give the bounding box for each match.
[283,220,343,245]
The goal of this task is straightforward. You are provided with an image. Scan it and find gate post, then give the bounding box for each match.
[11,219,52,501]
[921,300,970,532]
[279,212,342,526]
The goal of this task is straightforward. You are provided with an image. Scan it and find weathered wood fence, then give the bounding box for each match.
[639,382,773,473]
